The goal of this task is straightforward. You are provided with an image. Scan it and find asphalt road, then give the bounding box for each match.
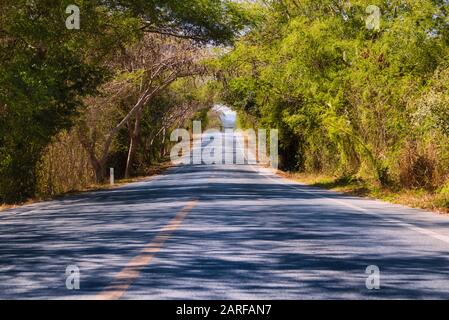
[1,130,449,299]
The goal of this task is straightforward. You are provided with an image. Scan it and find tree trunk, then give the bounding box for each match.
[160,127,166,157]
[93,160,106,183]
[125,107,143,178]
[77,128,107,183]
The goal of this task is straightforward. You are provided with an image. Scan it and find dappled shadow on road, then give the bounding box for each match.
[1,164,449,299]
[129,165,449,299]
[125,186,449,299]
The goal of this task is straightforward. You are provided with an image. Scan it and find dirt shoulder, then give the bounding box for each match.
[277,171,449,215]
[0,161,173,213]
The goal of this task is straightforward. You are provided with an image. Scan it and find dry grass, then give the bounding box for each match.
[0,161,173,213]
[280,171,449,215]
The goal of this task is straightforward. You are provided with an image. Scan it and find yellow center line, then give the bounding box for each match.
[95,199,198,300]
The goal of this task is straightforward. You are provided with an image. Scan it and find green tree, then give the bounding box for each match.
[0,0,134,202]
[0,0,248,203]
[218,0,449,188]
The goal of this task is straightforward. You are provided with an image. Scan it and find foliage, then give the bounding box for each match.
[0,0,247,203]
[0,0,136,202]
[218,0,449,192]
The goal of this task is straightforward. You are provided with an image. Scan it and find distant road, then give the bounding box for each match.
[1,130,449,299]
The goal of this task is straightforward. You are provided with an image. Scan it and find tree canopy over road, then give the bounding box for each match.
[1,0,448,211]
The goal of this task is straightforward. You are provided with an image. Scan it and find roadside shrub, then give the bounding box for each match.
[399,141,436,190]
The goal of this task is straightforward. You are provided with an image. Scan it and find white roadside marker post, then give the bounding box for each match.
[110,168,114,186]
